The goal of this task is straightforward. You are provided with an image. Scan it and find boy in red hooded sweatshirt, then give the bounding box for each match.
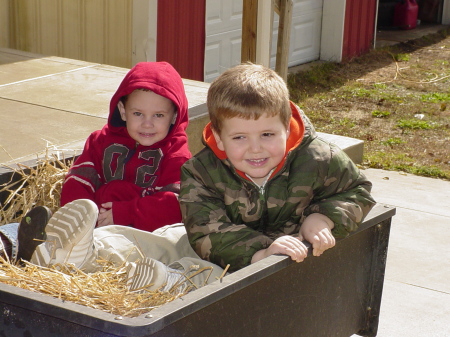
[60,61,191,231]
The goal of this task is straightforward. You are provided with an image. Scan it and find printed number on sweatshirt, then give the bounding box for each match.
[103,144,162,187]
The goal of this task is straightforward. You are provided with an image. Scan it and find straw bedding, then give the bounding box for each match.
[0,256,188,318]
[0,151,69,223]
[0,150,191,318]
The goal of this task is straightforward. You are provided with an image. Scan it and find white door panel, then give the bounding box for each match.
[205,0,323,82]
[270,9,323,68]
[293,0,324,15]
[204,31,242,83]
[206,0,243,36]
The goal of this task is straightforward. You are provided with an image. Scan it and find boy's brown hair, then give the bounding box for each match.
[207,63,291,133]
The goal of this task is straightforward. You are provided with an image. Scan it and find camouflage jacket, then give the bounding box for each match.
[180,103,376,272]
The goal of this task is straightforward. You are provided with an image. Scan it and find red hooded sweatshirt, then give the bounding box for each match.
[60,62,191,231]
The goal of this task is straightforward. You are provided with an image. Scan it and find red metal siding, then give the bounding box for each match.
[343,0,378,60]
[157,0,206,81]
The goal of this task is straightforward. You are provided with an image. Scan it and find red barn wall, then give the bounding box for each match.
[343,0,378,60]
[157,0,206,81]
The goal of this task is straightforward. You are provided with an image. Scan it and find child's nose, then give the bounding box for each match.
[249,139,262,153]
[142,117,154,127]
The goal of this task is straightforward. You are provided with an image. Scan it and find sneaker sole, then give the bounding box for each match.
[129,257,158,291]
[31,199,97,267]
[129,257,185,293]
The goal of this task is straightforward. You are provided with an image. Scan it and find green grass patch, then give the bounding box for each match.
[302,62,340,83]
[364,152,450,179]
[338,118,356,128]
[372,110,391,118]
[420,92,450,103]
[381,138,405,147]
[394,53,410,62]
[287,62,344,101]
[364,151,413,168]
[349,87,373,98]
[406,165,450,179]
[338,85,404,103]
[373,83,387,89]
[397,119,434,130]
[378,92,404,103]
[434,60,449,66]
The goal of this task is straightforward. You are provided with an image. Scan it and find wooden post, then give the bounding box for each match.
[242,0,292,81]
[241,0,258,63]
[274,0,293,81]
[256,0,274,67]
[132,0,157,65]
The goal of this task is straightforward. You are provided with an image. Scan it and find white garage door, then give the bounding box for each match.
[204,0,324,82]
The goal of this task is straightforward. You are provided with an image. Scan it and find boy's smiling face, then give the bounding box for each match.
[213,113,289,185]
[118,90,176,146]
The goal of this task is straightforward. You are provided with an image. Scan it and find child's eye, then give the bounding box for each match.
[262,132,275,137]
[232,135,245,140]
[155,113,165,118]
[133,111,142,117]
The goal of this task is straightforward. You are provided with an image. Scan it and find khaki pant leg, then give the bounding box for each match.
[68,224,226,289]
[170,257,225,288]
[91,223,199,266]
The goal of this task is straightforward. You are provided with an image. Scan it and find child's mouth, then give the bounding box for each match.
[140,132,155,138]
[247,158,268,166]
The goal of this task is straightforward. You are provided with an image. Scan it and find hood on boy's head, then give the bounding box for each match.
[108,61,189,134]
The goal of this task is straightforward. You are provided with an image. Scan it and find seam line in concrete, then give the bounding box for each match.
[376,203,450,219]
[389,281,450,295]
[0,97,107,120]
[0,65,98,88]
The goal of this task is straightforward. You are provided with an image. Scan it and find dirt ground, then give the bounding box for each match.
[288,27,450,180]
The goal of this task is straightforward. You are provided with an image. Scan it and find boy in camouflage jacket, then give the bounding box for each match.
[179,63,376,272]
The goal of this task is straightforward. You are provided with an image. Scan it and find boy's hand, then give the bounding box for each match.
[299,213,335,257]
[97,202,114,227]
[251,235,308,264]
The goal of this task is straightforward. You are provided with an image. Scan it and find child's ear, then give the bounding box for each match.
[118,101,126,121]
[212,129,225,151]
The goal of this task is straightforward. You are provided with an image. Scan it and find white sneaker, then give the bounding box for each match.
[128,257,190,294]
[31,199,98,268]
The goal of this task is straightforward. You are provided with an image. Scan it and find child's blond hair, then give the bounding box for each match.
[207,63,291,133]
